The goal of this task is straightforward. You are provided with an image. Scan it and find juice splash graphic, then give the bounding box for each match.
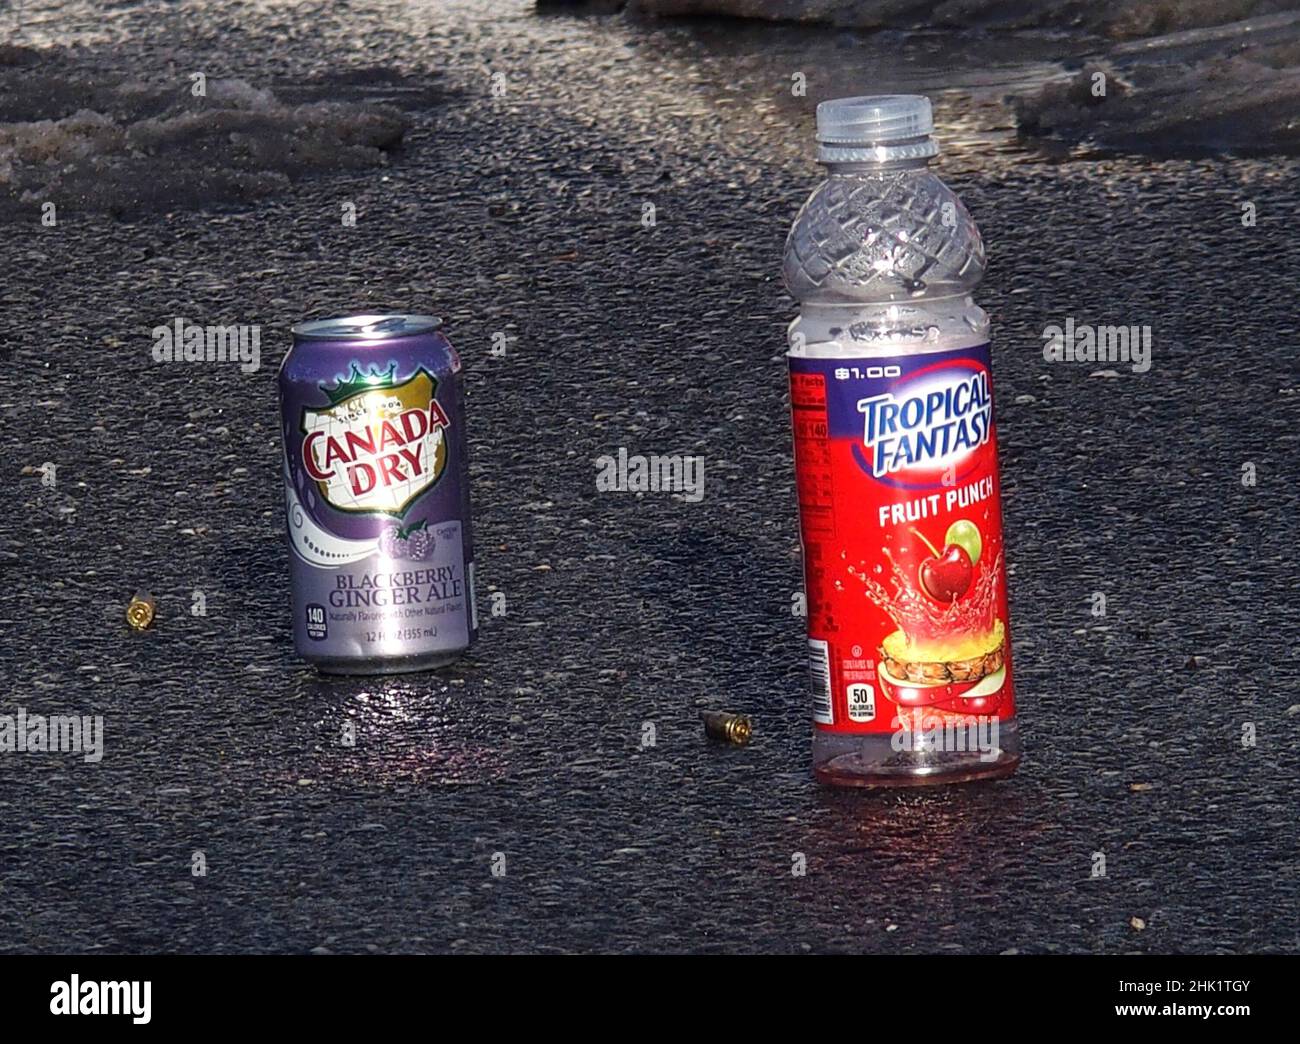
[852,544,1002,648]
[850,532,1010,719]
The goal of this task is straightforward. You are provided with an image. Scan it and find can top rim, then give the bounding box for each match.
[291,314,443,340]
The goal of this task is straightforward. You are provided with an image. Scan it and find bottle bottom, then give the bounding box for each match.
[812,717,1021,788]
[304,648,467,676]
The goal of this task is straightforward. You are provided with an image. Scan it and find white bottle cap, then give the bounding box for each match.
[815,95,939,163]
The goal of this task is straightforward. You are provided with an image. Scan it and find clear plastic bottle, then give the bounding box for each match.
[784,96,1020,786]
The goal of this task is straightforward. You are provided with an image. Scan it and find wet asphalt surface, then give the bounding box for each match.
[1,1,1299,954]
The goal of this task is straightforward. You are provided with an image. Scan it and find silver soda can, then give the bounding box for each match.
[279,314,476,674]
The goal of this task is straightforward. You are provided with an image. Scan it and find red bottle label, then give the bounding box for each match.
[789,344,1014,734]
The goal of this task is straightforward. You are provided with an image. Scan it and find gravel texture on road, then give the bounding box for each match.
[1,0,1298,954]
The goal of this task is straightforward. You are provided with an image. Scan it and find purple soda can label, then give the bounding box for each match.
[279,314,476,674]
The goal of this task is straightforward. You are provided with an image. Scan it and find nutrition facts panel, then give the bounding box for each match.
[790,368,837,640]
[790,370,834,535]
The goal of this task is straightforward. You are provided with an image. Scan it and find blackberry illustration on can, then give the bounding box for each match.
[279,314,476,674]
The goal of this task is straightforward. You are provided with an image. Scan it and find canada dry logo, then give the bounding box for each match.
[857,368,992,478]
[301,364,450,516]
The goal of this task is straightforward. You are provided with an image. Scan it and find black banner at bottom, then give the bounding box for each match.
[0,954,1282,1028]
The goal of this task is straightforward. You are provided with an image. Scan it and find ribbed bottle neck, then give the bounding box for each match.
[816,133,938,166]
[819,154,934,174]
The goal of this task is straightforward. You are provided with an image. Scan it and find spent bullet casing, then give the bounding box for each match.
[701,710,752,745]
[126,593,156,631]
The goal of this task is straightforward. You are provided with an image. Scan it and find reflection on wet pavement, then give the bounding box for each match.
[300,673,510,786]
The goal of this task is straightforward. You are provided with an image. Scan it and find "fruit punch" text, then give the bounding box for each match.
[877,475,995,528]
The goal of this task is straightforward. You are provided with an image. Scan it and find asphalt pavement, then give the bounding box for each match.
[1,0,1298,953]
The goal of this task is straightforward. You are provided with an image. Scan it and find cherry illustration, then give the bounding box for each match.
[912,527,973,602]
